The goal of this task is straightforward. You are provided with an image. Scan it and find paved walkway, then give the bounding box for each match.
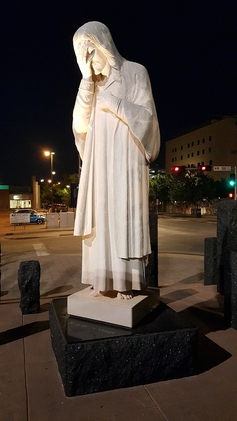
[1,217,237,420]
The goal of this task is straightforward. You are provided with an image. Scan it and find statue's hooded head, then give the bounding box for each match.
[73,21,124,70]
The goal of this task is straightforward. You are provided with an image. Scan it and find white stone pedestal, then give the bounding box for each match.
[67,287,160,328]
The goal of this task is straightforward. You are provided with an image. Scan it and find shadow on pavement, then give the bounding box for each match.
[0,320,49,345]
[162,295,232,374]
[41,285,73,297]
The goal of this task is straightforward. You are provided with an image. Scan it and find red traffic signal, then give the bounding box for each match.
[172,165,186,173]
[173,166,181,172]
[199,165,212,171]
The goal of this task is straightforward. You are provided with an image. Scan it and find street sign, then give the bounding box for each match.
[213,166,232,171]
[10,213,30,224]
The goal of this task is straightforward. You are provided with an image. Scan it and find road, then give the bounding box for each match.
[0,213,217,299]
[158,216,217,255]
[0,214,217,257]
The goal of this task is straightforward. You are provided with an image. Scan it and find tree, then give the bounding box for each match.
[168,170,216,206]
[149,170,217,212]
[40,173,79,208]
[149,174,170,203]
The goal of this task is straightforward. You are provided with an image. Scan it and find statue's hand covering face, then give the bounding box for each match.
[73,21,124,72]
[75,40,108,76]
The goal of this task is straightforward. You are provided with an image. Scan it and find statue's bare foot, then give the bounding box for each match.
[117,292,133,300]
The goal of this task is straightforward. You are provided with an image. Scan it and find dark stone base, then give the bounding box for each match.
[49,298,198,397]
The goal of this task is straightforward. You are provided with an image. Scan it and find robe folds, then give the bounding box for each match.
[73,54,160,291]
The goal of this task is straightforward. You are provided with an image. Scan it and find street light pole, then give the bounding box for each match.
[235,166,237,201]
[44,151,55,211]
[50,152,55,211]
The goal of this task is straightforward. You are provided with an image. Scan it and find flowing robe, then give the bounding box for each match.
[73,60,160,292]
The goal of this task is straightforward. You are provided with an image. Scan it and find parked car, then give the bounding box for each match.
[54,203,68,212]
[13,209,46,224]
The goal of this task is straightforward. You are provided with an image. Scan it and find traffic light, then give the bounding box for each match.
[172,165,186,174]
[199,165,212,171]
[228,193,234,198]
[228,173,236,187]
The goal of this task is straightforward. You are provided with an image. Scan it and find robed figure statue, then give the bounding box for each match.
[72,21,160,299]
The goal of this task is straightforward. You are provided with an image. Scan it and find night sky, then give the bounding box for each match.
[1,0,236,186]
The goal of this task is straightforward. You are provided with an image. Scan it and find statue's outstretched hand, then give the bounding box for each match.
[76,41,93,79]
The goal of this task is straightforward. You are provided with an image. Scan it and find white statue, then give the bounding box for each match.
[72,21,160,299]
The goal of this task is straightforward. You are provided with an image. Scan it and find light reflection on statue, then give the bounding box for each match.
[72,21,160,299]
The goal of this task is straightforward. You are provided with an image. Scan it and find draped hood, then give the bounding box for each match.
[73,21,124,70]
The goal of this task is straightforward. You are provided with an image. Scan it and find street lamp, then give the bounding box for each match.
[44,151,55,211]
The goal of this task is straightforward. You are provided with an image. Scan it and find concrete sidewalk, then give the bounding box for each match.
[1,223,237,420]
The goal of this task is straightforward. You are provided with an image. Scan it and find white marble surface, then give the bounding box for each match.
[67,287,160,328]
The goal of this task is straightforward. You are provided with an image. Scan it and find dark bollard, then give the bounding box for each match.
[204,237,217,285]
[18,260,40,314]
[217,201,237,294]
[230,251,237,329]
[145,212,158,287]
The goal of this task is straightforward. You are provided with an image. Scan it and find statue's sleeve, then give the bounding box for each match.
[72,79,94,159]
[110,66,160,163]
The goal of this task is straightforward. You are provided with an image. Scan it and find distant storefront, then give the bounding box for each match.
[0,178,40,211]
[10,196,32,209]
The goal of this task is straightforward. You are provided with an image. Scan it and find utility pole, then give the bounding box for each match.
[235,166,237,201]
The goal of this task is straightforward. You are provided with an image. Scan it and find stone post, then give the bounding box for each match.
[216,201,237,293]
[145,212,158,287]
[204,237,217,285]
[18,260,40,314]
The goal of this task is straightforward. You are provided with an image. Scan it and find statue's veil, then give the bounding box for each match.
[73,21,124,69]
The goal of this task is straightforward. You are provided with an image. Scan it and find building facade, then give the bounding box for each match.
[165,116,237,180]
[0,177,41,211]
